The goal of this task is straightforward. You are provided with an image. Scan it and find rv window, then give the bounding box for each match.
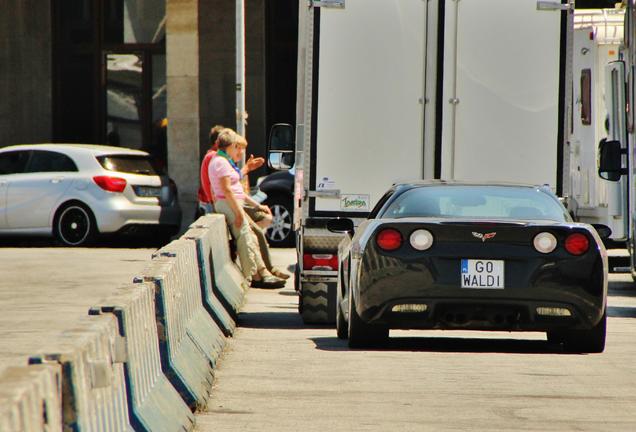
[581,69,592,126]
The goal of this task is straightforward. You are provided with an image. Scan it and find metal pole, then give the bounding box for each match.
[236,0,246,165]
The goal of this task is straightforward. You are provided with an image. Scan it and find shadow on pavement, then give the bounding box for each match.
[310,335,571,355]
[237,311,329,330]
[609,286,636,297]
[608,305,636,318]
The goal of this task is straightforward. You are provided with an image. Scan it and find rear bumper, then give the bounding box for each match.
[355,254,607,332]
[365,296,604,331]
[92,196,182,233]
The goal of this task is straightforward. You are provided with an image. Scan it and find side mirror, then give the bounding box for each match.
[267,123,295,171]
[591,224,612,240]
[327,218,354,235]
[598,139,625,182]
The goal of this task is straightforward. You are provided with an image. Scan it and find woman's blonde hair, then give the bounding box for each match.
[216,128,238,150]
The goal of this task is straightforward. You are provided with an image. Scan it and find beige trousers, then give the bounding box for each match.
[214,199,265,281]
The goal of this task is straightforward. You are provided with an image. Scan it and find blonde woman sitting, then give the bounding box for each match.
[209,129,285,288]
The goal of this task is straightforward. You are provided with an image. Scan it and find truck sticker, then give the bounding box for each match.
[340,194,370,212]
[317,176,336,191]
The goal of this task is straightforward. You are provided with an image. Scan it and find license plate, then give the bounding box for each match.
[134,186,162,198]
[461,259,504,289]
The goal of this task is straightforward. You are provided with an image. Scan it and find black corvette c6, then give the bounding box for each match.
[329,182,609,353]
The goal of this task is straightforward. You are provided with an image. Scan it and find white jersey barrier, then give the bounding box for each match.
[29,315,131,431]
[90,282,195,432]
[190,215,248,317]
[0,213,250,429]
[184,226,237,336]
[0,364,62,432]
[140,239,225,410]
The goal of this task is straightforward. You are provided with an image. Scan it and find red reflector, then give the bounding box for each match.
[303,253,338,271]
[564,233,589,255]
[93,176,127,193]
[376,228,403,251]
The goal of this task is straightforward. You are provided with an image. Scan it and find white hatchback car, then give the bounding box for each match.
[0,144,182,246]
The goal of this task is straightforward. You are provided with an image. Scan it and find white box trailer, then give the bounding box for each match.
[269,0,574,323]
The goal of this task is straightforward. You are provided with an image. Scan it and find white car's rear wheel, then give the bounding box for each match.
[54,203,96,246]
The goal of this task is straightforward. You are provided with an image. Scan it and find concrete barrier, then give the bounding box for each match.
[190,215,248,317]
[29,315,132,431]
[90,282,195,432]
[0,364,62,432]
[140,239,225,410]
[184,226,237,336]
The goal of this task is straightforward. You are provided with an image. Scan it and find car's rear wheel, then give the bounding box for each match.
[348,294,388,348]
[548,310,607,353]
[53,202,96,246]
[336,298,348,339]
[264,194,294,247]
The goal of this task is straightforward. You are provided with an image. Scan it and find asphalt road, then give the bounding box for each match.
[196,248,636,432]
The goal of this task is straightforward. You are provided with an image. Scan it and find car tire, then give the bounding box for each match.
[264,194,294,247]
[348,294,388,348]
[336,299,348,339]
[560,310,607,353]
[53,202,97,246]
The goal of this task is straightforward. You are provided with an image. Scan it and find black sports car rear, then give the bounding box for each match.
[330,182,609,353]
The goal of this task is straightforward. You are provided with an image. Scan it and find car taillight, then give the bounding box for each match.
[303,253,338,271]
[564,233,589,255]
[93,176,127,193]
[376,228,402,251]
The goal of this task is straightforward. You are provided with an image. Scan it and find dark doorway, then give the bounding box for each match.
[52,0,166,167]
[265,1,299,139]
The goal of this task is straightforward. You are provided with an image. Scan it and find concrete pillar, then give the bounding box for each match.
[199,0,266,180]
[167,0,200,227]
[0,0,52,145]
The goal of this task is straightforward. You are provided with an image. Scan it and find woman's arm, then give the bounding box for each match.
[244,194,272,215]
[220,176,244,229]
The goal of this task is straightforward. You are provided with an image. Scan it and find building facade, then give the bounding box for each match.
[0,0,298,224]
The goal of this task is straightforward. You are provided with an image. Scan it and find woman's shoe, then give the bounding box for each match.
[270,267,290,280]
[250,274,286,289]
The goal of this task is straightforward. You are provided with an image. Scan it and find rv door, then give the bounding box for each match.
[604,61,628,239]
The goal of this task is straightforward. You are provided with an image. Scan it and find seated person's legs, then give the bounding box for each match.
[244,204,273,230]
[216,199,285,288]
[246,214,289,280]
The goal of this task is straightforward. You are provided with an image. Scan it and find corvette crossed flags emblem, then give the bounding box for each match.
[472,232,497,242]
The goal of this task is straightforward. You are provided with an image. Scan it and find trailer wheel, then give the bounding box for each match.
[300,281,330,324]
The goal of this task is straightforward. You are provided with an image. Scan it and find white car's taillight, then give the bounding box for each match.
[410,229,434,251]
[93,176,127,193]
[533,232,557,254]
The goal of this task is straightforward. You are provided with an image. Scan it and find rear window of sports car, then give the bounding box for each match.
[380,186,569,222]
[96,155,164,175]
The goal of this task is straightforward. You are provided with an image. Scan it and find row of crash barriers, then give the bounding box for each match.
[0,214,249,431]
